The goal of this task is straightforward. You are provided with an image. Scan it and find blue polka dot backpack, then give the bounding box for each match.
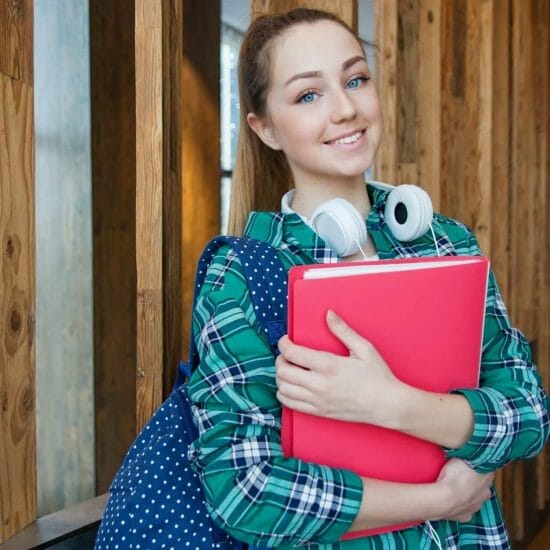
[95,236,287,550]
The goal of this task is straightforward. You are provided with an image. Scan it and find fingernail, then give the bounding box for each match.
[327,309,339,323]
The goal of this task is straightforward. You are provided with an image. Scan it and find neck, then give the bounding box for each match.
[290,175,371,218]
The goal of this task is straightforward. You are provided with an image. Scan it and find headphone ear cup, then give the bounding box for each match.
[385,184,433,241]
[310,198,367,257]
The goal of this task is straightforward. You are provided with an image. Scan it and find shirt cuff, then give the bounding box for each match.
[316,468,364,543]
[445,388,505,472]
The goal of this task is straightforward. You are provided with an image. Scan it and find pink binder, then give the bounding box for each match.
[282,256,489,538]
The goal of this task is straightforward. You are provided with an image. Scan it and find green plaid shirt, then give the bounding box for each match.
[189,184,549,549]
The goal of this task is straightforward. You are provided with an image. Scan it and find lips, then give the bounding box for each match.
[325,129,365,145]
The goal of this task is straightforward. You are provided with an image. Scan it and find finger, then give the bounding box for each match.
[278,335,337,373]
[277,334,291,353]
[326,310,374,358]
[276,358,314,386]
[276,390,319,415]
[276,378,317,404]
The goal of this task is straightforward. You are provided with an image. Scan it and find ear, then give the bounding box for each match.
[247,112,282,151]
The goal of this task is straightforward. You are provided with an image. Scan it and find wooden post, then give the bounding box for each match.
[135,0,163,431]
[90,0,137,493]
[0,0,36,542]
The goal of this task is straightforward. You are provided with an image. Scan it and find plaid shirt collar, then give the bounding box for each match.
[244,183,414,263]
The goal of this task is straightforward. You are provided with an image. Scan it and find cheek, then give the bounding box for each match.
[366,91,383,123]
[272,110,320,146]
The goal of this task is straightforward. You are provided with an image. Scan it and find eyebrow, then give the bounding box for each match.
[284,55,367,87]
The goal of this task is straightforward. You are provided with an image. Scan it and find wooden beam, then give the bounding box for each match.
[90,0,137,494]
[0,2,36,542]
[417,0,441,209]
[135,0,164,430]
[173,0,221,390]
[374,0,398,183]
[162,0,184,396]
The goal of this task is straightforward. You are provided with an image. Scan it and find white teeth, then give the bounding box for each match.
[331,131,363,145]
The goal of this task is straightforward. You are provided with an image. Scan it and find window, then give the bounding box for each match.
[220,22,243,234]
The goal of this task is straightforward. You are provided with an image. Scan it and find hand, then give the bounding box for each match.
[434,459,495,522]
[276,310,405,426]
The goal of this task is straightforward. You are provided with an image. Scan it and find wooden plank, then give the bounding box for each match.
[475,0,493,258]
[489,0,510,525]
[374,0,398,183]
[251,0,357,27]
[532,0,549,514]
[417,0,441,209]
[0,73,36,543]
[0,0,32,84]
[162,0,184,395]
[442,0,485,241]
[396,0,418,169]
[177,0,221,383]
[440,0,493,256]
[0,494,107,550]
[440,0,467,222]
[90,0,137,493]
[135,0,163,430]
[490,0,510,304]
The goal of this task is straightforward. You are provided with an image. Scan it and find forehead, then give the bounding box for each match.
[269,20,364,82]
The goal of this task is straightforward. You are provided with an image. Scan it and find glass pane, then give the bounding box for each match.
[359,0,377,76]
[220,4,245,233]
[34,0,94,514]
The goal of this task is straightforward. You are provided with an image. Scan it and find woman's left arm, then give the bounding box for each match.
[448,233,550,472]
[276,235,549,472]
[442,232,550,471]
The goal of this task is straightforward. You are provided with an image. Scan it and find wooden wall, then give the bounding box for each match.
[375,0,549,544]
[0,0,36,543]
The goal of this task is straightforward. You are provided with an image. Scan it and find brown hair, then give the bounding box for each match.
[227,8,362,235]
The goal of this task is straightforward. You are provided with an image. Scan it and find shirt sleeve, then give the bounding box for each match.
[446,232,550,471]
[187,246,363,547]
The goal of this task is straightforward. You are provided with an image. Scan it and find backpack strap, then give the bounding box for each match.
[176,236,287,386]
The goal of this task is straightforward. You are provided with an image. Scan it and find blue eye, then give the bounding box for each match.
[298,91,318,104]
[346,76,368,89]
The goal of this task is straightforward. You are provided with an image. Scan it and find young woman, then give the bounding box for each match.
[188,8,549,549]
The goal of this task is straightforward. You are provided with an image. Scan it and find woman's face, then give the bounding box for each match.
[250,20,383,189]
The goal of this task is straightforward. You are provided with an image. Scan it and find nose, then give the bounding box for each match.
[329,88,357,123]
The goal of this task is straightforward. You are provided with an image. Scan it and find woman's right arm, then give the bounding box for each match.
[188,247,362,547]
[188,247,491,546]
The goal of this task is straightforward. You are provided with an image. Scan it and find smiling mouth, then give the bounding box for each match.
[325,129,365,145]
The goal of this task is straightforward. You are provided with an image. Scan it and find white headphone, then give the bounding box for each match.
[281,183,435,257]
